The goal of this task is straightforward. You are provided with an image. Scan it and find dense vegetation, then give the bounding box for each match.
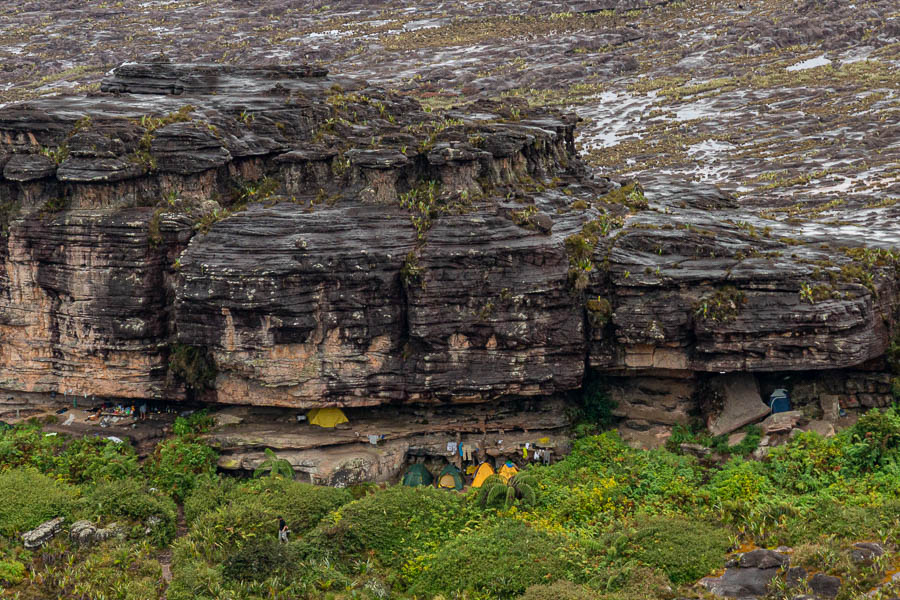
[0,406,899,599]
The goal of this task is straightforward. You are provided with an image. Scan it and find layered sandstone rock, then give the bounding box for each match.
[0,63,897,465]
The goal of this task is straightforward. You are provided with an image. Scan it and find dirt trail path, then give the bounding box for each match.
[157,503,188,597]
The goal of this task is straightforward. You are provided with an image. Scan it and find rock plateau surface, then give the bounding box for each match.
[0,42,897,479]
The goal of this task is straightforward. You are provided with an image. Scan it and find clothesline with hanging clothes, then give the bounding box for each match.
[441,438,553,465]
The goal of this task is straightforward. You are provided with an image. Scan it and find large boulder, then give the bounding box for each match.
[708,374,769,436]
[22,517,64,549]
[69,520,124,546]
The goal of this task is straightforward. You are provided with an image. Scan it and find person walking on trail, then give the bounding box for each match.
[139,403,147,421]
[278,516,289,544]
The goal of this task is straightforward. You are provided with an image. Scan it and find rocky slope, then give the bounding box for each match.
[0,0,898,481]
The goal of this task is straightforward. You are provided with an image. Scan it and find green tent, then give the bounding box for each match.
[401,463,433,487]
[436,463,464,491]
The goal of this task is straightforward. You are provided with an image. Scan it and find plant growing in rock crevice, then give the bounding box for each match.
[168,343,217,391]
[130,105,196,170]
[564,213,622,292]
[585,296,612,328]
[399,180,441,242]
[253,448,295,479]
[694,286,747,322]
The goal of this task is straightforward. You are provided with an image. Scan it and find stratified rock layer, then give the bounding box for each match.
[0,63,898,459]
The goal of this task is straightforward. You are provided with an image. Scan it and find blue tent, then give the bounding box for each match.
[769,388,790,414]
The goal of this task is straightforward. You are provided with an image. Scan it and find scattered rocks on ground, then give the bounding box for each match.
[69,520,124,545]
[702,566,780,598]
[760,411,804,435]
[739,549,790,569]
[849,542,884,565]
[22,517,64,549]
[808,573,841,599]
[708,374,770,436]
[802,420,835,438]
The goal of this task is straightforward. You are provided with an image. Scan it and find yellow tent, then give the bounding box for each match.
[307,407,349,428]
[471,463,495,488]
[498,463,518,483]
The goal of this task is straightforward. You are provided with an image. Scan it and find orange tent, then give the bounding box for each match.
[498,462,518,483]
[471,463,495,488]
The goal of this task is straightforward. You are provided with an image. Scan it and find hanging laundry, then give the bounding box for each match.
[447,441,456,453]
[522,447,527,459]
[462,444,473,461]
[525,442,531,449]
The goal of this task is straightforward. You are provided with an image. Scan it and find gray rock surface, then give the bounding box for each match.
[21,517,64,549]
[808,573,841,599]
[701,567,779,598]
[69,520,124,545]
[739,549,789,570]
[708,374,770,436]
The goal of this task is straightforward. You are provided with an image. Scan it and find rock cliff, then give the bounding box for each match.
[0,62,897,478]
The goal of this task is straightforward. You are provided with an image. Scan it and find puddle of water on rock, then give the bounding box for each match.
[673,98,745,122]
[839,46,875,65]
[687,140,736,156]
[574,91,656,148]
[658,162,732,183]
[786,55,831,71]
[403,18,447,31]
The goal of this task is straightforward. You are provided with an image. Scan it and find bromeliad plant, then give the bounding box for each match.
[253,448,295,479]
[477,472,539,509]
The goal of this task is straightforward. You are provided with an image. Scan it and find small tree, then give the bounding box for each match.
[477,472,538,509]
[253,448,294,479]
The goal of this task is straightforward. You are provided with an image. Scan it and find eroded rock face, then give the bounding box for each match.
[0,62,898,457]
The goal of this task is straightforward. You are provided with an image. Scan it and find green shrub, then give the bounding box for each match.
[705,457,773,502]
[222,538,297,582]
[0,468,78,536]
[29,538,164,600]
[173,409,214,436]
[629,516,729,585]
[0,422,64,472]
[145,436,217,501]
[0,559,26,585]
[407,519,570,599]
[307,484,475,569]
[519,580,597,600]
[841,406,900,470]
[183,473,238,525]
[765,430,844,494]
[79,478,177,545]
[55,436,141,484]
[248,477,352,536]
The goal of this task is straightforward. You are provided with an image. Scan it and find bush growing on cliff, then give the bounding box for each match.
[577,373,617,433]
[168,343,217,391]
